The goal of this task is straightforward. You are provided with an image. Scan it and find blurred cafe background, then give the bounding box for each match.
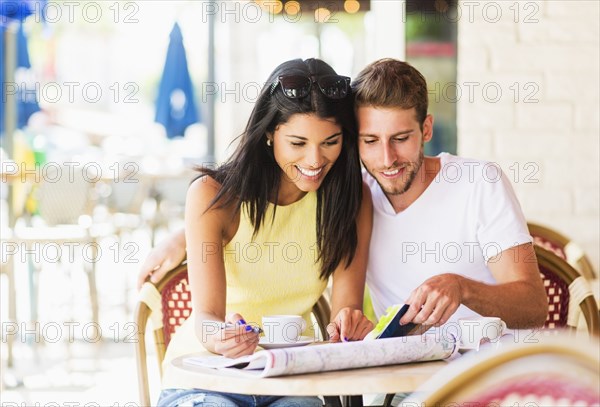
[1,0,598,405]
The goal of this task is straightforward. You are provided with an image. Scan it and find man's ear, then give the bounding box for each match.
[422,114,434,142]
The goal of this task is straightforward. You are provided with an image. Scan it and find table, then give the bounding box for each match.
[171,355,448,406]
[0,161,29,368]
[1,161,41,184]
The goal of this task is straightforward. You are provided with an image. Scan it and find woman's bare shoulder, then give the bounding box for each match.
[188,174,221,197]
[187,175,235,216]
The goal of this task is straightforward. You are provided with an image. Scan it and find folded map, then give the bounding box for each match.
[183,334,457,378]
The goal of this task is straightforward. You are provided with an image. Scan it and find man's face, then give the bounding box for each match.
[357,106,433,196]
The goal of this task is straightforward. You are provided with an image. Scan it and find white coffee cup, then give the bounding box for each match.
[262,315,307,344]
[458,317,507,351]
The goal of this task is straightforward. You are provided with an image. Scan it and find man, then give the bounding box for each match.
[138,58,547,331]
[352,59,546,330]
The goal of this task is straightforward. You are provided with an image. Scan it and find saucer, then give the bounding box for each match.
[258,336,313,349]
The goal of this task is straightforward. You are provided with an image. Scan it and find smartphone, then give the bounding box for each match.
[369,304,422,339]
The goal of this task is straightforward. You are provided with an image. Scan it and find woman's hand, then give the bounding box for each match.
[202,313,260,358]
[327,308,374,342]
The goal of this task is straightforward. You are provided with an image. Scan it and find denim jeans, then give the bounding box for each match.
[158,388,323,407]
[369,392,416,406]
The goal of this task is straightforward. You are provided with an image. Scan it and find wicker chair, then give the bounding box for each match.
[404,334,600,406]
[529,222,596,280]
[134,262,333,406]
[12,165,110,334]
[535,245,599,335]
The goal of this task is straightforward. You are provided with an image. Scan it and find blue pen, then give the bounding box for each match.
[219,322,263,334]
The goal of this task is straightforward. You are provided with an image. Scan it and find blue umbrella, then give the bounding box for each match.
[1,0,43,135]
[15,22,40,128]
[155,22,200,139]
[0,0,34,22]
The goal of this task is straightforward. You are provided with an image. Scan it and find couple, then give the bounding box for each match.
[142,58,548,407]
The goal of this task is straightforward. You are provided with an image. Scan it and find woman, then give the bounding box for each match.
[157,58,373,407]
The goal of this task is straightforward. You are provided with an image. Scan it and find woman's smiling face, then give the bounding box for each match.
[269,113,343,202]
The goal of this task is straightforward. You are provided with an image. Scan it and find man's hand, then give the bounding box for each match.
[137,229,186,290]
[327,307,374,342]
[399,273,463,327]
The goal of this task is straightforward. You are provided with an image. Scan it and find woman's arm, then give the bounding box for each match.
[327,182,374,341]
[185,176,259,357]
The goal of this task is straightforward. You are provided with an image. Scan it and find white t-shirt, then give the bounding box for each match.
[364,153,532,323]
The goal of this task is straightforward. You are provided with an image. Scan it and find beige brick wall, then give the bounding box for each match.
[456,0,600,270]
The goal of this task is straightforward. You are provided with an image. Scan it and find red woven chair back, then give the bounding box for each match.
[530,226,571,330]
[529,222,597,280]
[469,374,600,406]
[539,265,570,330]
[160,269,192,347]
[533,235,567,261]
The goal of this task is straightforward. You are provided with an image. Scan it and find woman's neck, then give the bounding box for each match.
[275,179,308,206]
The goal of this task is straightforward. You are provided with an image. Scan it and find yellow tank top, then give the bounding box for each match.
[161,192,327,388]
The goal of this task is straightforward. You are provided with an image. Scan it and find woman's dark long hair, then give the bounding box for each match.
[200,58,362,280]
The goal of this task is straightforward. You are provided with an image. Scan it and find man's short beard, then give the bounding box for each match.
[381,148,424,196]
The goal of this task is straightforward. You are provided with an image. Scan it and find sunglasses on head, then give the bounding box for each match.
[270,74,351,100]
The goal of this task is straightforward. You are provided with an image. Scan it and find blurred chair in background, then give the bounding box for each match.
[12,165,112,337]
[535,245,599,335]
[101,174,151,238]
[529,222,597,280]
[147,175,191,245]
[404,334,599,406]
[98,173,152,313]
